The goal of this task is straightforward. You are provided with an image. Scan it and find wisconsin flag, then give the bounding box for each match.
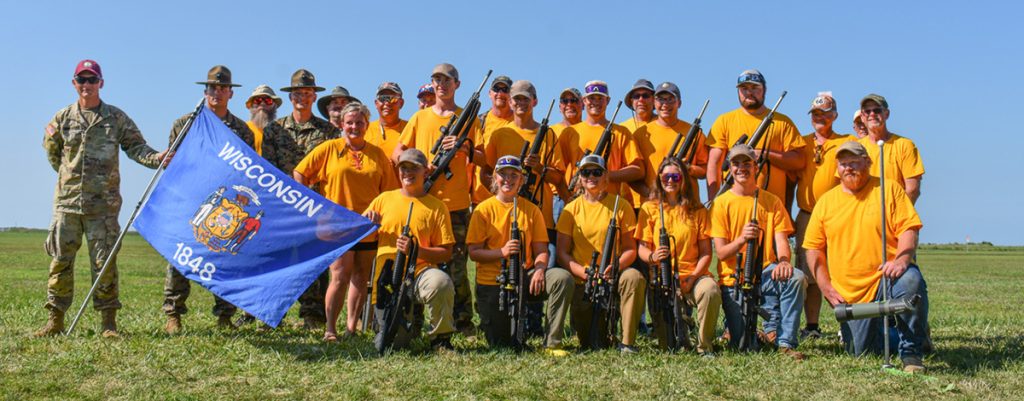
[135,106,376,327]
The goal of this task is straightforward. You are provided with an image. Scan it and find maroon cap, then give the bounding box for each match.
[74,60,102,79]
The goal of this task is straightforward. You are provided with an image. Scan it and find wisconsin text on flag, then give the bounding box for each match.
[216,143,323,218]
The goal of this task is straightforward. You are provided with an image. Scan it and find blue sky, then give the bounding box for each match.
[2,1,1020,245]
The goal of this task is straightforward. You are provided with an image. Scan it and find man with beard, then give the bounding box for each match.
[244,85,282,156]
[706,69,804,211]
[163,65,255,334]
[366,82,407,159]
[318,86,360,129]
[472,75,515,206]
[417,84,436,110]
[855,94,924,204]
[804,141,928,373]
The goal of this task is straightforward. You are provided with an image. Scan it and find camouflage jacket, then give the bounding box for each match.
[168,108,254,148]
[44,101,161,214]
[261,114,338,173]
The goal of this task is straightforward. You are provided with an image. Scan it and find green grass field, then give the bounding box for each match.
[2,231,1022,400]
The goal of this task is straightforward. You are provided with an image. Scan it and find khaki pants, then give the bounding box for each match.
[476,267,574,348]
[44,212,121,312]
[375,267,455,348]
[162,265,237,317]
[571,267,646,348]
[654,275,721,353]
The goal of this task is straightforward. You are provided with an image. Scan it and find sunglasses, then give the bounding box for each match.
[655,96,676,104]
[660,173,682,183]
[560,97,580,105]
[496,156,522,169]
[377,95,400,104]
[861,108,885,115]
[75,76,100,84]
[492,86,510,93]
[630,93,652,100]
[579,168,605,178]
[251,97,275,106]
[814,144,824,165]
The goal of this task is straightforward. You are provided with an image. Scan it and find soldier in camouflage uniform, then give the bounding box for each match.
[260,69,340,329]
[162,66,256,334]
[38,60,168,338]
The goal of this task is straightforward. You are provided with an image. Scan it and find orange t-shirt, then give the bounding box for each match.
[398,107,481,212]
[466,196,549,285]
[708,108,804,205]
[709,189,794,286]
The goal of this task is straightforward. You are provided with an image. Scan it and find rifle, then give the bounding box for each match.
[667,99,711,166]
[529,145,557,205]
[519,99,556,203]
[567,101,624,195]
[651,201,694,351]
[424,70,493,193]
[374,203,420,354]
[496,197,527,348]
[583,194,622,349]
[708,92,788,204]
[733,190,770,351]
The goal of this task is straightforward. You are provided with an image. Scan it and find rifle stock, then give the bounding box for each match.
[424,70,493,192]
[568,101,624,195]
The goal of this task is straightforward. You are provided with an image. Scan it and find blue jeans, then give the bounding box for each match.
[721,263,807,349]
[547,195,566,269]
[840,265,929,359]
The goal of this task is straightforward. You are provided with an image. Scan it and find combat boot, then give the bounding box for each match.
[217,314,236,330]
[100,309,119,338]
[165,314,182,335]
[33,309,65,337]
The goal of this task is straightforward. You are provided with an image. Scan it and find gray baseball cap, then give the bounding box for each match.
[398,148,428,168]
[431,63,459,81]
[510,80,536,99]
[727,144,756,163]
[578,154,606,170]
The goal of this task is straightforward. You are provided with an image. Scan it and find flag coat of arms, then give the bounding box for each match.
[135,106,376,327]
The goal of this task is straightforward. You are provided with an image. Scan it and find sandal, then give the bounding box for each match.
[323,332,338,343]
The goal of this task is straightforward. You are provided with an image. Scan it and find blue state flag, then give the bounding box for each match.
[134,106,376,327]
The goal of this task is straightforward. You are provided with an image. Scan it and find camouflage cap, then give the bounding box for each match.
[245,84,282,109]
[491,75,513,90]
[376,82,403,96]
[808,92,837,113]
[317,86,360,120]
[559,87,582,100]
[196,65,241,87]
[280,69,325,92]
[860,93,889,110]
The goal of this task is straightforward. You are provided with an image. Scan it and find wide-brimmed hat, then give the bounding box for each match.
[245,84,282,109]
[196,65,241,87]
[317,86,360,120]
[280,69,325,92]
[625,79,654,110]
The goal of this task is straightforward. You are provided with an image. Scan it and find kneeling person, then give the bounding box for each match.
[468,155,574,351]
[804,141,929,373]
[364,149,457,350]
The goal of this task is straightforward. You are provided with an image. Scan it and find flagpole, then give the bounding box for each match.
[65,98,206,335]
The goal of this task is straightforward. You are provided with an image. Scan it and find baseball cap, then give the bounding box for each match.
[376,82,403,96]
[853,109,863,122]
[584,80,609,98]
[860,93,889,110]
[808,92,837,113]
[578,154,606,170]
[836,141,869,159]
[736,69,766,87]
[510,80,536,99]
[491,75,512,90]
[654,82,681,100]
[431,63,459,81]
[74,60,102,78]
[495,155,524,173]
[417,84,435,98]
[397,148,428,168]
[727,144,756,163]
[559,87,582,100]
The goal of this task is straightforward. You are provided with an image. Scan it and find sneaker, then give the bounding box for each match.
[544,348,570,357]
[800,327,823,340]
[779,347,806,361]
[902,356,926,374]
[617,343,639,354]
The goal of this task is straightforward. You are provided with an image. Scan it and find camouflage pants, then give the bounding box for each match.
[449,209,473,330]
[162,264,237,317]
[44,212,122,312]
[297,271,328,321]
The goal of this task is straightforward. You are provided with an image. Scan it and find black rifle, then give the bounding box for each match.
[567,101,624,195]
[519,99,556,204]
[733,189,770,351]
[529,145,557,205]
[583,195,622,349]
[424,70,493,193]
[374,203,420,354]
[650,201,694,352]
[709,91,788,204]
[667,99,711,166]
[496,197,527,349]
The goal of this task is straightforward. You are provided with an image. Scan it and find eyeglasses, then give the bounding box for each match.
[660,173,682,183]
[251,97,274,106]
[492,86,509,94]
[560,97,579,105]
[655,96,676,104]
[377,95,400,104]
[814,144,824,165]
[861,108,885,115]
[579,168,605,178]
[630,93,652,100]
[75,75,100,84]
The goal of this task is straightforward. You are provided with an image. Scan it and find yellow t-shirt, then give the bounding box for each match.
[634,200,710,277]
[366,119,407,161]
[857,134,925,186]
[398,107,481,212]
[632,120,710,206]
[472,110,515,205]
[366,190,455,278]
[466,196,549,285]
[559,121,642,205]
[802,178,923,303]
[246,121,264,156]
[556,194,637,283]
[709,189,794,286]
[707,108,804,204]
[796,132,854,212]
[485,124,564,229]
